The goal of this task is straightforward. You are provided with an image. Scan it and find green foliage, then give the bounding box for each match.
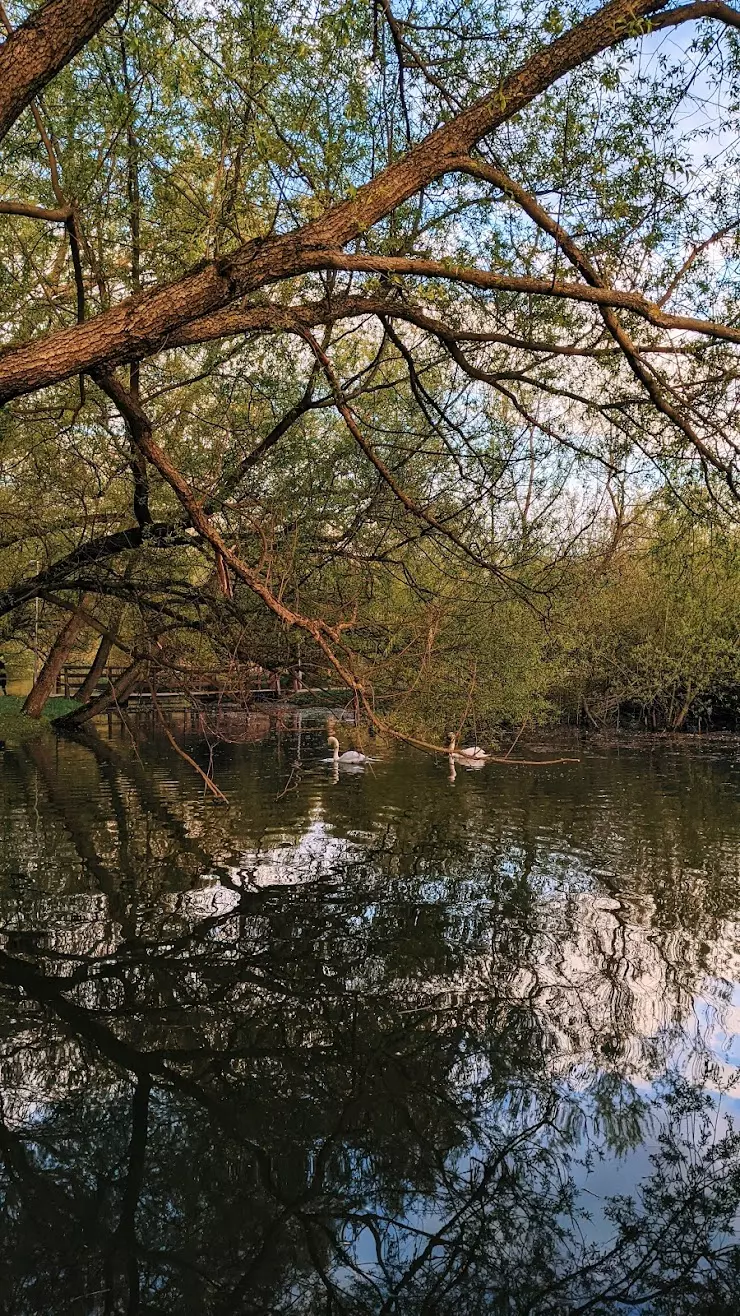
[554,512,740,729]
[3,0,740,734]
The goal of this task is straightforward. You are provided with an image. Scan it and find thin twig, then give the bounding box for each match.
[149,685,229,803]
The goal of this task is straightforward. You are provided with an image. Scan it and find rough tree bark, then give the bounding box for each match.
[0,0,121,143]
[22,594,90,717]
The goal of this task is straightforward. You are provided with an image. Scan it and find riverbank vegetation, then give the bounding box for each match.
[3,0,740,746]
[0,695,80,743]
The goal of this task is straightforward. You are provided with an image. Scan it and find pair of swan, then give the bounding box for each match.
[326,734,488,778]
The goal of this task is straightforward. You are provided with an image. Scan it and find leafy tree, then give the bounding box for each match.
[3,0,740,736]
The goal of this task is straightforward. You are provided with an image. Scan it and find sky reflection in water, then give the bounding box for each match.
[0,717,739,1313]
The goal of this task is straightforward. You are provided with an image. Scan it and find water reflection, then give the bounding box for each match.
[0,720,739,1312]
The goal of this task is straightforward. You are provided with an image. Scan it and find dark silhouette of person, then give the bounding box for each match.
[0,656,7,696]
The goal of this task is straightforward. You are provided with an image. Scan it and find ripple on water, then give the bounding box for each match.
[0,729,739,1309]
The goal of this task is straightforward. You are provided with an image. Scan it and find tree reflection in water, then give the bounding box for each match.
[0,721,739,1313]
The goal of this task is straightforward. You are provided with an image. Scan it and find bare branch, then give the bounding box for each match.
[449,155,739,489]
[298,328,530,591]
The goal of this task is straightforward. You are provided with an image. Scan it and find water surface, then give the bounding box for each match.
[1,718,740,1313]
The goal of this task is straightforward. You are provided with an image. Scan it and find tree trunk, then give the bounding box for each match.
[56,657,147,728]
[671,683,694,731]
[581,696,600,729]
[0,0,678,404]
[76,625,120,702]
[22,596,90,718]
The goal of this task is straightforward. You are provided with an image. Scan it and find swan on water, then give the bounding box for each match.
[327,735,368,764]
[446,733,487,761]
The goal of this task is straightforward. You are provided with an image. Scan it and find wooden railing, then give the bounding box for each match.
[55,665,127,698]
[55,665,289,702]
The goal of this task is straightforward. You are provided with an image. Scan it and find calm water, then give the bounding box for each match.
[1,716,740,1313]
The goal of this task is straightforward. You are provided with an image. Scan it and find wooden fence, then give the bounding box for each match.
[54,665,328,705]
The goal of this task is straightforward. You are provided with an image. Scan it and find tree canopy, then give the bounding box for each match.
[3,0,740,737]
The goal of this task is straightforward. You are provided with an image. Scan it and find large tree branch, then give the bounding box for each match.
[309,254,740,346]
[0,522,178,618]
[0,198,71,220]
[163,293,705,358]
[648,0,740,29]
[0,0,121,143]
[0,0,704,400]
[3,246,737,409]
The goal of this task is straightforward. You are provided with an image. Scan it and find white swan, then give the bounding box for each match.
[446,732,487,760]
[327,735,368,764]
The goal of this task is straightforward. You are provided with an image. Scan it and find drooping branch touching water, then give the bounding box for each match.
[89,371,578,765]
[3,0,740,747]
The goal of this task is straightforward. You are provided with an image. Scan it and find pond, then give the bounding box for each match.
[1,715,740,1313]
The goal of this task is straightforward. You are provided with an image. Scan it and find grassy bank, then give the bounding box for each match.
[0,695,81,744]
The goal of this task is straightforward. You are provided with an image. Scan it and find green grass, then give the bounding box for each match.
[0,695,80,744]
